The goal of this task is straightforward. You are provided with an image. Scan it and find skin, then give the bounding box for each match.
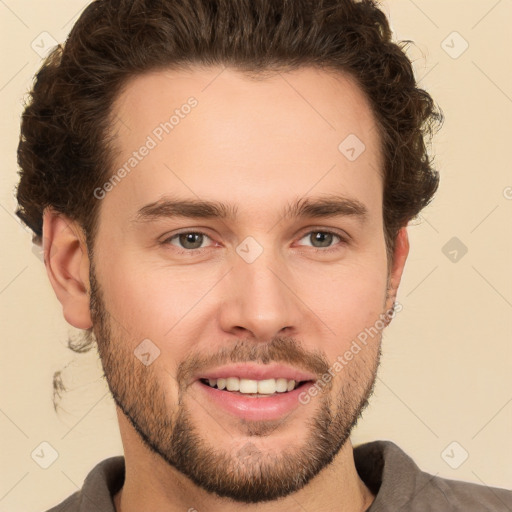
[43,66,409,512]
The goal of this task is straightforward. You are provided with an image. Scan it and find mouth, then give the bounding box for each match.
[199,377,312,397]
[191,363,318,421]
[194,376,316,422]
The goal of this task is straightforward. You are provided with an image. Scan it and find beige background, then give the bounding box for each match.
[1,1,511,510]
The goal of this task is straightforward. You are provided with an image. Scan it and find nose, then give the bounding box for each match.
[217,246,302,341]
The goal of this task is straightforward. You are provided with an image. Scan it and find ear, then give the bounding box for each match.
[42,208,93,329]
[385,226,409,313]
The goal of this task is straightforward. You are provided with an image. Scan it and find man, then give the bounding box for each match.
[15,0,511,510]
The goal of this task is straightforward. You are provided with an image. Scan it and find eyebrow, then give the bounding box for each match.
[132,194,368,224]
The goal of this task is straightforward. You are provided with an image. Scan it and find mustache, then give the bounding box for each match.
[176,336,330,390]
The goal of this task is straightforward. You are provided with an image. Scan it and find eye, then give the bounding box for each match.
[163,231,214,251]
[161,229,348,255]
[296,230,346,252]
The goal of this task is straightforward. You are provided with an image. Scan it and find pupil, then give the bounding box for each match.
[312,232,332,247]
[180,233,203,249]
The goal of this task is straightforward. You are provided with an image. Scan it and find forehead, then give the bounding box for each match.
[106,65,383,223]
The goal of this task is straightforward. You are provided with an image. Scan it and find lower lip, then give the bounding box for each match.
[193,380,314,422]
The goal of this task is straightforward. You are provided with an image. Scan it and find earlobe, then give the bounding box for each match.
[386,226,410,309]
[42,208,93,329]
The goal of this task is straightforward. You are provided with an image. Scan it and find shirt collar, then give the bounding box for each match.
[76,440,419,511]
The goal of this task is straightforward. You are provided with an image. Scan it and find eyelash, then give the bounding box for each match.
[161,229,349,255]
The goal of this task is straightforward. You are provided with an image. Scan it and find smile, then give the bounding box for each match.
[200,377,305,395]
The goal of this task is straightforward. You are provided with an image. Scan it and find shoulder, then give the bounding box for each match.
[354,440,512,512]
[42,456,125,512]
[428,472,512,511]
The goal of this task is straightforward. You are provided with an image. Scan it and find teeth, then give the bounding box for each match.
[203,377,300,394]
[275,378,288,392]
[226,377,239,391]
[240,379,258,393]
[258,378,277,394]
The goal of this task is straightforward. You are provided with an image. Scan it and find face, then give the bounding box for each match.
[88,66,401,503]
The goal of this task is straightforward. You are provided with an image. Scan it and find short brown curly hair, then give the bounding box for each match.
[15,0,442,261]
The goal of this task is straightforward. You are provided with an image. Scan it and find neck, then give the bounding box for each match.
[114,412,374,512]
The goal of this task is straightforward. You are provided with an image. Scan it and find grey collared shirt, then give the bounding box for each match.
[45,440,512,511]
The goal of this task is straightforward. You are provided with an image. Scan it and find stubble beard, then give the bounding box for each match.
[88,262,381,504]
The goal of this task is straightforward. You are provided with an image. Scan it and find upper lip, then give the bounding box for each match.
[195,363,317,382]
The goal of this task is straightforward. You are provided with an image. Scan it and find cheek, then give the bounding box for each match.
[95,225,389,352]
[299,260,389,347]
[95,251,195,344]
